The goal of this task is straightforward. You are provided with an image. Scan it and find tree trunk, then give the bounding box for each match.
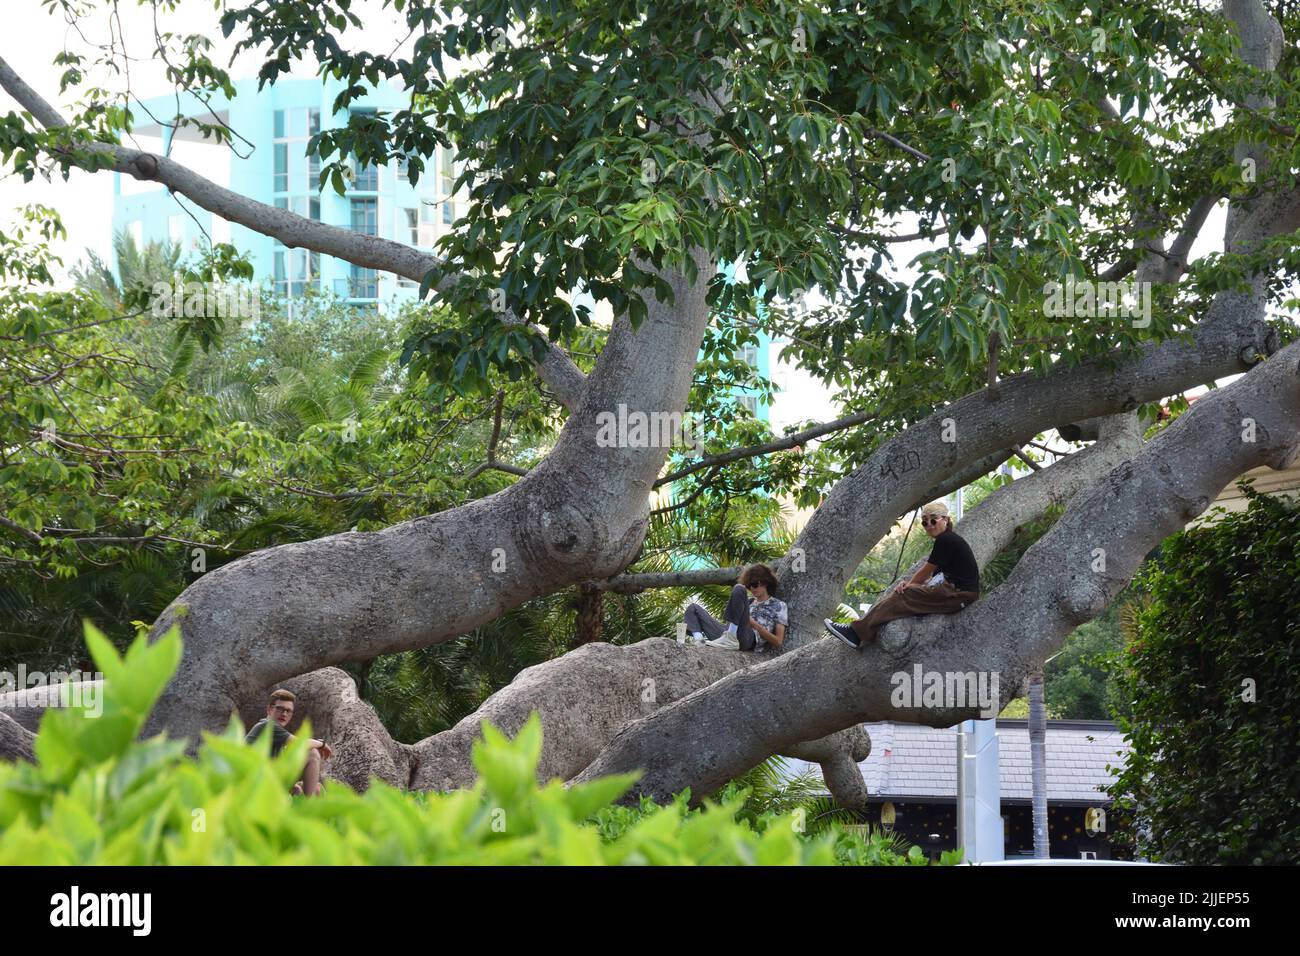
[139,248,719,744]
[573,585,605,646]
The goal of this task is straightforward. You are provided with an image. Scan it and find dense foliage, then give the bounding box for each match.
[1105,486,1300,864]
[0,626,949,865]
[0,221,819,739]
[11,0,1298,511]
[0,216,553,667]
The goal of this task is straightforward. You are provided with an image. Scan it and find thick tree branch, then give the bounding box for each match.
[592,566,744,594]
[771,283,1277,653]
[574,337,1300,801]
[0,711,35,763]
[135,245,720,743]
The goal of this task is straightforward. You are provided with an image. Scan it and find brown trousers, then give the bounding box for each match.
[850,582,978,643]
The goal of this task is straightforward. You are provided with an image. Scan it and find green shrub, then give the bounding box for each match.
[1105,485,1300,864]
[0,625,944,865]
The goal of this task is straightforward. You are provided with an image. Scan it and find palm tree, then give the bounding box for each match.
[69,230,183,309]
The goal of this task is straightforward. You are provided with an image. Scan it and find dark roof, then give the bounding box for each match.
[782,719,1130,804]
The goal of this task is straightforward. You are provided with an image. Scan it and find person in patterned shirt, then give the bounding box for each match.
[683,563,788,652]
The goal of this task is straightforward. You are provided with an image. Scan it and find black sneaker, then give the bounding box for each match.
[824,620,861,649]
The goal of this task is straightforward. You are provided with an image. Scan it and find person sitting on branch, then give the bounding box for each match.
[683,563,787,652]
[824,501,979,649]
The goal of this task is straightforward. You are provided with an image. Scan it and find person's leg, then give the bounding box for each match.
[723,584,756,650]
[850,590,906,643]
[895,583,978,615]
[302,747,323,796]
[851,584,976,643]
[684,603,724,641]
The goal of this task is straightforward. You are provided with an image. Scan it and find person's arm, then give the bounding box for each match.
[281,727,332,759]
[749,618,786,648]
[898,561,938,591]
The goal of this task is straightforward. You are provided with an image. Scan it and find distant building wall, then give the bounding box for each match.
[112,76,464,312]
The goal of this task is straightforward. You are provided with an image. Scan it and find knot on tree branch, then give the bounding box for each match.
[517,491,647,577]
[129,153,159,180]
[1060,574,1110,625]
[1238,324,1281,367]
[877,619,915,655]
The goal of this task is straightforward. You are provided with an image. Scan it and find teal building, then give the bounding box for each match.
[112,76,461,311]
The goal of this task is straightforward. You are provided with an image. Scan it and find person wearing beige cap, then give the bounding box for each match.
[824,501,980,648]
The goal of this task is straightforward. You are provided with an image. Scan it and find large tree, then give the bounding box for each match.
[2,0,1299,805]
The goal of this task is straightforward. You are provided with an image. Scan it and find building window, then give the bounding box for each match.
[352,162,378,192]
[440,147,457,225]
[737,344,759,367]
[350,198,377,236]
[275,196,321,220]
[275,196,320,220]
[402,208,419,246]
[737,394,758,416]
[349,264,378,300]
[273,142,289,193]
[168,214,185,245]
[273,108,321,194]
[273,248,319,297]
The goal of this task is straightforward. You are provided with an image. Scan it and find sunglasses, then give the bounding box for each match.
[921,516,945,527]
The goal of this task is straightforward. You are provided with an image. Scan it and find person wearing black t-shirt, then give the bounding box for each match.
[824,501,980,648]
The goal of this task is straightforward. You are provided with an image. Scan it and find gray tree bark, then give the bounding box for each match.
[572,336,1300,800]
[2,3,1295,812]
[136,245,718,742]
[0,711,35,763]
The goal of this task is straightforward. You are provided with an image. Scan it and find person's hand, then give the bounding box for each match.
[749,617,760,631]
[896,580,911,592]
[320,742,333,760]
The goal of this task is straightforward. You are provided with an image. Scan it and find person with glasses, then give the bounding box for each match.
[824,501,979,649]
[244,688,334,796]
[682,563,787,652]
